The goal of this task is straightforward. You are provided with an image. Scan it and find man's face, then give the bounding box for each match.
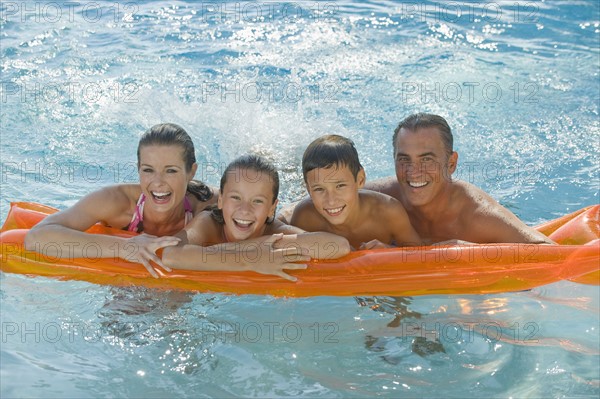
[394,127,457,208]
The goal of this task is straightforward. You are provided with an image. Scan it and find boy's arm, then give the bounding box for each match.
[359,200,422,250]
[387,199,422,247]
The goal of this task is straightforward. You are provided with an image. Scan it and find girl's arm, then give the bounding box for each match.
[24,185,179,278]
[161,213,310,281]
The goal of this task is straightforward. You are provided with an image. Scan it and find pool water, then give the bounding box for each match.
[1,0,599,397]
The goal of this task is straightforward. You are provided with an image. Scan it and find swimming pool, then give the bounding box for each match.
[1,0,598,397]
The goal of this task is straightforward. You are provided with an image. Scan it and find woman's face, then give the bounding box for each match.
[138,144,196,214]
[218,167,278,242]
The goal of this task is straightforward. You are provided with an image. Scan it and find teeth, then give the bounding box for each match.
[234,219,253,226]
[408,181,427,188]
[152,191,171,198]
[326,206,344,214]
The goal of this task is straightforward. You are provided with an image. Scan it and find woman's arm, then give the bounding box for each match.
[24,185,179,277]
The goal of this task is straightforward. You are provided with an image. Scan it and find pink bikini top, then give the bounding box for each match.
[126,194,194,233]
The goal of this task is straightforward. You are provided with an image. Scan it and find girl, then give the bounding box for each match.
[163,154,351,281]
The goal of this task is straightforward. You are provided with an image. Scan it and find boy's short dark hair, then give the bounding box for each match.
[302,135,363,182]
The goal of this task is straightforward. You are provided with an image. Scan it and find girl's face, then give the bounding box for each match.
[138,144,196,214]
[218,167,278,242]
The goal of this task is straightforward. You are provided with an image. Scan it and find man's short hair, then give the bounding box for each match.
[393,113,454,154]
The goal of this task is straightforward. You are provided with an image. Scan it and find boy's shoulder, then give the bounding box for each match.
[359,189,406,214]
[290,197,330,230]
[185,209,224,244]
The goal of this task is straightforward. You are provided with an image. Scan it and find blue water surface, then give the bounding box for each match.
[1,1,599,397]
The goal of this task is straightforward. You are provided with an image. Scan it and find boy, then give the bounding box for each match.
[290,135,422,250]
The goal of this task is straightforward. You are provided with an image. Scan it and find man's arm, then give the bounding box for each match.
[468,207,555,244]
[462,184,555,244]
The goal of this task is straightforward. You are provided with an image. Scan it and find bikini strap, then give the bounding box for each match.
[184,195,194,226]
[127,193,146,232]
[127,193,193,232]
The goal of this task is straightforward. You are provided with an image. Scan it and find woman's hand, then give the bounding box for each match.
[122,234,181,278]
[248,234,310,282]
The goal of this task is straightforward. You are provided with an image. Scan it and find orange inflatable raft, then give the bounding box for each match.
[1,202,598,297]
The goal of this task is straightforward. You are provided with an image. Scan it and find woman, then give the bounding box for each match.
[25,123,309,278]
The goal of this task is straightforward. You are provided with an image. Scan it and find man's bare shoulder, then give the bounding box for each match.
[452,180,508,215]
[450,180,553,243]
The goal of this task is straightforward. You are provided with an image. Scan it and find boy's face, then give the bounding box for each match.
[305,164,365,226]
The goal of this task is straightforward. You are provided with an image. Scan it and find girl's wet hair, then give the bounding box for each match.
[211,154,279,225]
[302,135,363,182]
[393,113,454,155]
[137,123,213,202]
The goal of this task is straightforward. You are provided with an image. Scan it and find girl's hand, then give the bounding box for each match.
[123,234,181,278]
[359,239,389,250]
[432,239,473,246]
[251,234,310,282]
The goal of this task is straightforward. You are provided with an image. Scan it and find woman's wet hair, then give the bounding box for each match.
[211,154,279,225]
[302,135,363,182]
[137,123,213,202]
[392,113,454,155]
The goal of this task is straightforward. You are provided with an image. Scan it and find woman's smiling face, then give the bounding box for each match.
[138,144,196,213]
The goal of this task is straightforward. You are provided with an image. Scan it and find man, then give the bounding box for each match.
[364,113,554,244]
